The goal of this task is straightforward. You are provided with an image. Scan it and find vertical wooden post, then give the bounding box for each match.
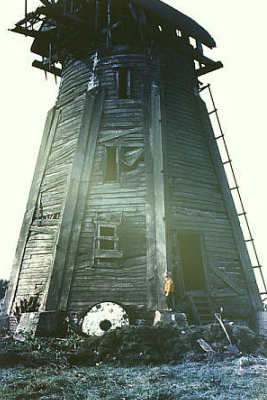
[144,83,156,309]
[58,89,105,310]
[95,0,100,34]
[42,89,103,311]
[150,82,168,310]
[106,0,111,48]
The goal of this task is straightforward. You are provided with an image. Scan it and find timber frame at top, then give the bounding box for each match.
[12,0,223,78]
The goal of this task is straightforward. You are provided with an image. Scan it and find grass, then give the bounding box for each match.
[0,359,266,400]
[0,322,266,399]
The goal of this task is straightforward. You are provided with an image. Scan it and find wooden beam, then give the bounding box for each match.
[32,60,62,77]
[10,26,55,39]
[42,90,104,311]
[144,83,157,310]
[40,6,88,26]
[150,83,168,310]
[197,61,223,77]
[16,10,43,27]
[59,89,105,310]
[5,107,60,314]
[209,265,243,296]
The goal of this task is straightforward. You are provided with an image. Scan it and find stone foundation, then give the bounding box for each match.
[153,310,188,329]
[14,311,67,339]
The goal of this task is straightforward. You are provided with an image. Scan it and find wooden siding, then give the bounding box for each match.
[161,52,251,315]
[67,53,150,311]
[10,58,93,311]
[9,47,261,319]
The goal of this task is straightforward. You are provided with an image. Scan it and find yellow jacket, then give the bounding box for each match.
[164,277,174,296]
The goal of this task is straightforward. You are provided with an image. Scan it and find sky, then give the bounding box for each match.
[0,1,266,296]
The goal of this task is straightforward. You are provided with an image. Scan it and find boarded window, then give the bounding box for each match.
[117,69,132,98]
[178,233,206,291]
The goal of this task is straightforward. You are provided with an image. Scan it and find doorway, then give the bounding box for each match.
[175,232,206,293]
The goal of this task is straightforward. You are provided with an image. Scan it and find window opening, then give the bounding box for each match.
[117,69,132,98]
[100,226,115,236]
[96,224,117,251]
[178,233,206,291]
[100,239,115,250]
[104,147,118,182]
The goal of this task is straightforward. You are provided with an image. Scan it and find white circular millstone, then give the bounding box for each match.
[82,302,129,336]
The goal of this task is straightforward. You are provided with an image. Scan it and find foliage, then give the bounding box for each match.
[0,279,8,300]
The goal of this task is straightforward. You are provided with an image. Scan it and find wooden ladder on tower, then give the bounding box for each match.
[199,84,267,304]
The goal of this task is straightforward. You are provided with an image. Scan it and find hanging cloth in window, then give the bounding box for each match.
[119,148,144,169]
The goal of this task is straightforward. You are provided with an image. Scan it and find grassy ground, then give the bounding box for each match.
[0,358,266,400]
[0,322,266,399]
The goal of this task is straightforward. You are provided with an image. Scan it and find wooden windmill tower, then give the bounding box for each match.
[5,0,264,333]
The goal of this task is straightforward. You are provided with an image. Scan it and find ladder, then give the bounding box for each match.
[199,84,267,303]
[187,292,214,325]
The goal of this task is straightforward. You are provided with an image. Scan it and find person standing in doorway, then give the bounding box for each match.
[164,273,175,311]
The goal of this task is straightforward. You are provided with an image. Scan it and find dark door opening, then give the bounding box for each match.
[178,233,206,291]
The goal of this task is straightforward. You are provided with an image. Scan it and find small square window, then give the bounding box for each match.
[94,223,123,259]
[100,226,115,237]
[100,239,115,250]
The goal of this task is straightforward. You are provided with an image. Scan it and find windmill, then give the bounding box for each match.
[5,0,265,335]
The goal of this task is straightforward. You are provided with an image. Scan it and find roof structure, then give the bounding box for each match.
[10,1,222,77]
[131,0,216,48]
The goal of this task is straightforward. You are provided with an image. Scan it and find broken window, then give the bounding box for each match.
[99,226,116,250]
[104,146,119,182]
[116,68,132,98]
[94,223,123,259]
[103,146,144,183]
[96,224,118,251]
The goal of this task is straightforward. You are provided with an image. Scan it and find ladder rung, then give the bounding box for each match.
[230,186,239,191]
[245,239,254,243]
[223,160,232,165]
[238,212,247,216]
[253,265,262,269]
[260,292,267,295]
[209,108,217,115]
[215,134,224,140]
[199,84,210,93]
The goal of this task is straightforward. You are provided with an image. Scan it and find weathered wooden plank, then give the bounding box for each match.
[5,107,60,314]
[149,82,168,310]
[209,265,243,295]
[99,127,143,142]
[43,89,104,312]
